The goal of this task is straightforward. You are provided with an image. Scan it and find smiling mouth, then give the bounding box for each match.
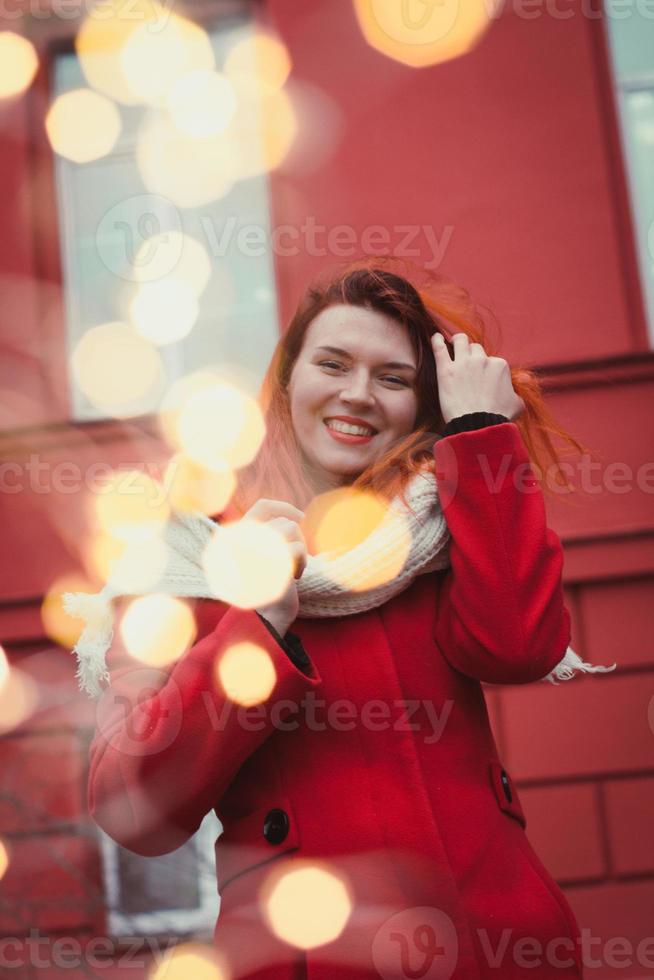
[323,419,378,437]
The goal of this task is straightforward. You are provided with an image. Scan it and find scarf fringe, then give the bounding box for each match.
[543,646,617,685]
[62,588,115,700]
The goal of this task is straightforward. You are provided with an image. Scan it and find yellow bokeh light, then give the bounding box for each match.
[71,321,165,417]
[93,469,170,542]
[148,943,227,980]
[129,278,199,345]
[176,383,265,471]
[262,862,352,950]
[119,595,196,667]
[0,32,38,99]
[41,573,99,649]
[227,86,297,179]
[215,641,276,706]
[0,646,9,690]
[0,667,38,734]
[158,369,225,451]
[133,231,211,294]
[167,69,237,138]
[304,487,411,591]
[163,453,235,517]
[0,839,9,881]
[121,12,214,106]
[224,31,291,98]
[88,531,168,593]
[202,520,294,609]
[352,0,497,68]
[137,113,238,208]
[77,0,182,105]
[45,89,121,163]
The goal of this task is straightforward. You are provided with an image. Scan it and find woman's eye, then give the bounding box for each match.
[317,361,408,386]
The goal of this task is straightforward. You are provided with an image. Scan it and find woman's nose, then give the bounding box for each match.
[339,372,374,404]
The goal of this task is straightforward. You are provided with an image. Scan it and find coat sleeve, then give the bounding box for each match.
[432,421,572,685]
[87,604,322,857]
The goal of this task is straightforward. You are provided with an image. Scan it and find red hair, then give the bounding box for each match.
[231,256,585,517]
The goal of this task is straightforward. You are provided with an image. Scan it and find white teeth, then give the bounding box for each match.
[325,419,375,436]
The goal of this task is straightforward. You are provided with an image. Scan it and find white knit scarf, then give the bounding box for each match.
[63,464,616,699]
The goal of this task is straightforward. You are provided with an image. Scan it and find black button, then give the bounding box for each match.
[500,769,512,803]
[263,808,289,845]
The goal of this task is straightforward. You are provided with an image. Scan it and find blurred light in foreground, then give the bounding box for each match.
[0,665,38,734]
[176,383,265,471]
[77,0,185,106]
[0,32,38,99]
[121,12,214,106]
[41,573,99,649]
[167,69,236,138]
[158,370,225,451]
[163,453,235,516]
[0,646,9,690]
[227,86,297,179]
[215,641,276,706]
[129,278,199,345]
[137,114,237,208]
[0,840,9,881]
[352,0,497,67]
[262,863,352,949]
[148,942,227,980]
[71,321,165,417]
[303,488,409,590]
[89,532,168,593]
[45,89,121,163]
[224,30,291,98]
[93,469,170,542]
[120,595,196,666]
[202,520,294,608]
[133,231,211,292]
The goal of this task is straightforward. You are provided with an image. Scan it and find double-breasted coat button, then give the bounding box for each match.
[263,808,289,845]
[500,769,513,803]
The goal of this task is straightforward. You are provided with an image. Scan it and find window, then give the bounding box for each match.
[604,3,654,344]
[98,811,222,939]
[52,8,280,421]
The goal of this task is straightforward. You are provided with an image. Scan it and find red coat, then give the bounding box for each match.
[88,423,584,979]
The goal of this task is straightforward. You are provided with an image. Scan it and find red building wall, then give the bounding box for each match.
[1,0,653,976]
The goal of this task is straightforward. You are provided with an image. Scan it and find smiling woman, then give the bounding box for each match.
[83,257,614,980]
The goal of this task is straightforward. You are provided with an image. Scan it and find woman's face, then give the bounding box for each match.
[286,304,420,494]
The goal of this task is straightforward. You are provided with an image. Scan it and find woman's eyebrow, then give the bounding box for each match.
[314,345,417,372]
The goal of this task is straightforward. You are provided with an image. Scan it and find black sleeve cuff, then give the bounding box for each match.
[440,412,509,438]
[256,612,312,675]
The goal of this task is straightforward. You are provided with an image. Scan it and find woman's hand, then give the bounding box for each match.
[247,499,307,637]
[432,332,526,424]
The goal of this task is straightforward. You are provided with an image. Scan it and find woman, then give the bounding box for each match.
[81,260,606,979]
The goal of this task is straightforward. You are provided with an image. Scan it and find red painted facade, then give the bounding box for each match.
[1,1,653,977]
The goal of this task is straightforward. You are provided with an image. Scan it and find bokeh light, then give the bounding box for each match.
[137,113,238,208]
[353,0,497,68]
[215,641,277,706]
[227,86,297,179]
[148,942,228,980]
[119,595,196,666]
[176,382,265,471]
[202,519,294,608]
[262,862,352,949]
[0,839,9,881]
[0,646,9,690]
[167,69,237,138]
[41,573,99,649]
[45,89,121,163]
[129,278,199,344]
[93,469,170,543]
[0,32,38,99]
[163,453,235,517]
[88,532,168,593]
[70,321,165,417]
[132,230,212,293]
[0,665,39,734]
[223,30,291,98]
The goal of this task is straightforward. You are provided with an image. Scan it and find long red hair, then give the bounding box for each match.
[231,256,585,517]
